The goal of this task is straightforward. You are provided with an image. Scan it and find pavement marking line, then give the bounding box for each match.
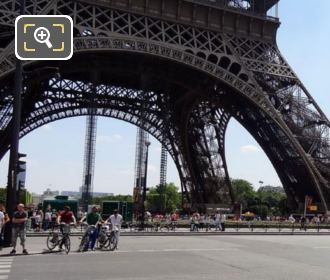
[0,256,13,280]
[313,246,330,249]
[113,248,239,254]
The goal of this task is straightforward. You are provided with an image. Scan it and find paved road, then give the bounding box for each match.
[1,235,330,280]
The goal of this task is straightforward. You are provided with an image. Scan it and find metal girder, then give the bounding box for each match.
[0,0,329,212]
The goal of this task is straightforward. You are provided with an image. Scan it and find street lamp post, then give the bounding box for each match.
[141,141,150,230]
[4,0,26,247]
[258,181,264,218]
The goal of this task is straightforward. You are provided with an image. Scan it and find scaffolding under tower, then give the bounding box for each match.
[159,144,168,213]
[81,113,97,211]
[133,127,149,216]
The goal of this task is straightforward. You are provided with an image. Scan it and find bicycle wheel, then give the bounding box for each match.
[98,234,107,249]
[64,236,71,254]
[78,234,88,252]
[46,233,58,250]
[102,234,112,249]
[109,232,117,251]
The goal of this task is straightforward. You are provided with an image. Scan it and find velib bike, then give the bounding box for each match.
[98,223,119,251]
[46,223,73,254]
[78,224,97,252]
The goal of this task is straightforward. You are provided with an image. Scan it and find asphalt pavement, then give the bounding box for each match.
[1,235,330,280]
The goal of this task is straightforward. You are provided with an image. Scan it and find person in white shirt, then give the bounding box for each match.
[214,211,221,231]
[106,209,123,249]
[43,206,52,231]
[0,210,4,250]
[220,213,226,231]
[288,214,295,223]
[0,204,9,250]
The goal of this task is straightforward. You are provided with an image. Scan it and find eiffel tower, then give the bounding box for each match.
[0,0,329,213]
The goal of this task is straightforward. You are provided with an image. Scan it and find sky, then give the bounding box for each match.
[0,0,329,195]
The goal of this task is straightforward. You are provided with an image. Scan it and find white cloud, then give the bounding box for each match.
[240,145,259,153]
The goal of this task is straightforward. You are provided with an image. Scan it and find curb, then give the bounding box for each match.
[26,231,330,237]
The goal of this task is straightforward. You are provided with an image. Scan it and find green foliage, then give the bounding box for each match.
[231,179,290,217]
[0,188,6,204]
[231,179,255,210]
[249,205,270,218]
[0,188,33,206]
[146,182,181,213]
[19,189,33,205]
[92,194,133,205]
[278,196,291,216]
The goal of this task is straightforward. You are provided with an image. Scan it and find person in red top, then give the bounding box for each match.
[56,206,76,250]
[57,206,76,225]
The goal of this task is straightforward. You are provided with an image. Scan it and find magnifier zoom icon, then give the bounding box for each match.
[34,27,53,49]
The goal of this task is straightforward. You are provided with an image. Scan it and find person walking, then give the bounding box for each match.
[0,204,9,250]
[79,206,102,251]
[11,203,28,255]
[220,212,226,232]
[191,212,200,232]
[43,206,52,231]
[105,209,123,249]
[214,211,222,231]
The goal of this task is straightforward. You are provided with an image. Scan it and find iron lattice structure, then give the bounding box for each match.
[80,31,100,211]
[159,144,168,213]
[133,127,149,209]
[81,113,97,211]
[0,0,329,212]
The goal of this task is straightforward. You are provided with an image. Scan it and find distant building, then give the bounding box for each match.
[61,190,114,198]
[60,191,80,198]
[93,192,114,197]
[32,188,60,204]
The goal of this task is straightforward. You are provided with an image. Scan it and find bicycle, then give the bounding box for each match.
[78,224,97,252]
[46,223,72,254]
[97,223,111,250]
[108,224,119,251]
[97,223,119,251]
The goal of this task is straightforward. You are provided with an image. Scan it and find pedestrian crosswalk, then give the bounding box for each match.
[0,257,13,280]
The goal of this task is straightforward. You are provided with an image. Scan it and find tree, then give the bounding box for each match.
[231,179,288,217]
[257,186,287,217]
[92,194,133,205]
[231,179,255,211]
[146,182,181,213]
[0,188,6,204]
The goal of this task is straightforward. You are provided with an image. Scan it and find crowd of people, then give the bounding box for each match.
[1,202,329,255]
[189,211,227,232]
[0,203,123,255]
[146,211,227,232]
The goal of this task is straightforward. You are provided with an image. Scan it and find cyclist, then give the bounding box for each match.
[79,206,102,251]
[57,206,76,250]
[105,209,123,249]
